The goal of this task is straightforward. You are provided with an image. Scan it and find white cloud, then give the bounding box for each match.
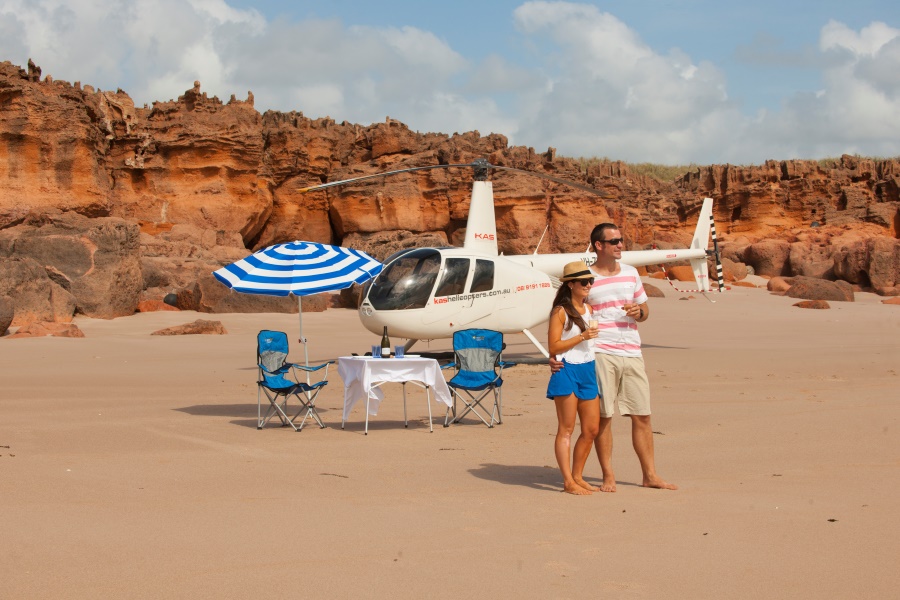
[510,1,739,163]
[755,20,900,159]
[1,0,898,164]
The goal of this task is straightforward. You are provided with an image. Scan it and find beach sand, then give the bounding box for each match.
[3,282,899,599]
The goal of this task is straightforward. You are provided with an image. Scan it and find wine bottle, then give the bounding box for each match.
[380,326,391,358]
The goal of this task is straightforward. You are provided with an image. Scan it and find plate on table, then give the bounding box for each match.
[401,354,421,358]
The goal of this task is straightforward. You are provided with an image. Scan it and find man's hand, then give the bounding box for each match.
[549,357,564,373]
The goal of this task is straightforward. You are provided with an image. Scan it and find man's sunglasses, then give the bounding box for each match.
[600,238,623,246]
[574,278,595,286]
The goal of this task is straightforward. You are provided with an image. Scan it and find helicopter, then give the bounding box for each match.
[300,159,721,357]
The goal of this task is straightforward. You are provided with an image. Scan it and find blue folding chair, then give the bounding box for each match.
[442,329,515,428]
[257,330,333,431]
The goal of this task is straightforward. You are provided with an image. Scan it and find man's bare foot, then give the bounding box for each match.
[642,476,678,490]
[599,476,617,492]
[574,477,600,492]
[563,481,593,495]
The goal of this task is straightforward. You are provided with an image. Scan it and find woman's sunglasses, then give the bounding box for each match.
[573,278,595,286]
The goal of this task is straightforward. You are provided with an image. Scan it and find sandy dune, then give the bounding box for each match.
[3,282,898,599]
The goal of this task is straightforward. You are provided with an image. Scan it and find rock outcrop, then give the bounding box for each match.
[7,321,85,338]
[1,58,899,327]
[0,295,13,335]
[151,319,227,335]
[785,277,855,302]
[0,210,142,319]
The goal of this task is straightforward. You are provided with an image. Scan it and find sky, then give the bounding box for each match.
[1,0,899,165]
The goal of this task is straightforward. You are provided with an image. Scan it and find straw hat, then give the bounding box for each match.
[560,260,593,281]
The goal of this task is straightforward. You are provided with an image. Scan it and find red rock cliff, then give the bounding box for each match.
[2,59,899,320]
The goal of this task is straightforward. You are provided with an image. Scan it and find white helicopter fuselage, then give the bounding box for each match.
[356,180,715,355]
[359,248,558,339]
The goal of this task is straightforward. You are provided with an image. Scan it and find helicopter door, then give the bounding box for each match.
[455,258,498,326]
[423,257,471,324]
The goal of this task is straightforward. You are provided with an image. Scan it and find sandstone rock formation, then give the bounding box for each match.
[151,319,227,335]
[0,256,77,325]
[0,295,13,335]
[1,59,899,327]
[785,277,855,302]
[0,210,142,319]
[7,321,85,338]
[793,300,830,309]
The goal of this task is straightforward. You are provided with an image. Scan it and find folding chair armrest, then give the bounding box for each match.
[498,361,516,368]
[291,361,333,372]
[261,363,293,375]
[290,360,333,383]
[441,362,457,370]
[258,364,288,377]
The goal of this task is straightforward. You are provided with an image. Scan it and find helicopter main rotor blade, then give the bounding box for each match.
[297,163,476,192]
[297,158,611,198]
[490,165,612,198]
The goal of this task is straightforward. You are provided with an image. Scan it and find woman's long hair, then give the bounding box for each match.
[550,282,587,333]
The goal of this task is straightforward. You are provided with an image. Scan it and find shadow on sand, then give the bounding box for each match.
[468,462,640,492]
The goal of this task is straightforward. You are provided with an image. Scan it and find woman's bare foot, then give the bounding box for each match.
[574,477,600,492]
[563,481,593,495]
[599,476,617,492]
[642,475,678,490]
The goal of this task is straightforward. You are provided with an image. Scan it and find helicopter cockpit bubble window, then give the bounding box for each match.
[434,258,470,297]
[366,248,442,310]
[469,259,494,292]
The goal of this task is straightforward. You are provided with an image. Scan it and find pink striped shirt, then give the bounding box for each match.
[588,263,647,358]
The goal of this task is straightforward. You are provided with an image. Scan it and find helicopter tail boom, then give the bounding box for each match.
[462,180,499,255]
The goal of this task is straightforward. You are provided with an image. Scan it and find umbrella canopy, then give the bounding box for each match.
[213,241,383,365]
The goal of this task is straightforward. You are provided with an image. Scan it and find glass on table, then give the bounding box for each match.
[371,345,381,358]
[394,345,405,358]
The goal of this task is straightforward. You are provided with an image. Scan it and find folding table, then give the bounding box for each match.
[336,356,453,434]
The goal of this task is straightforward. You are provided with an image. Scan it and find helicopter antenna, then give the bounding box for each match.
[533,225,550,255]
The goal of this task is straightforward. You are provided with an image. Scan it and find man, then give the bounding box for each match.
[550,223,677,491]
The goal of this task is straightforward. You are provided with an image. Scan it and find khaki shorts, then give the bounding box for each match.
[594,353,651,417]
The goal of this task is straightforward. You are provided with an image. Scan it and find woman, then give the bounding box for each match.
[547,261,601,495]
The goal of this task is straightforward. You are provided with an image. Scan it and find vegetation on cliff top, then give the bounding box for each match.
[578,154,899,183]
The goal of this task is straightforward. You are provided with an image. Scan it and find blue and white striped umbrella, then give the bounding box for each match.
[214,241,382,296]
[214,241,383,365]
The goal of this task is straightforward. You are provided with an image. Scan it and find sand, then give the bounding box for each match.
[3,283,899,599]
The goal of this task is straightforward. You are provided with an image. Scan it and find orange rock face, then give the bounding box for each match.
[2,58,899,323]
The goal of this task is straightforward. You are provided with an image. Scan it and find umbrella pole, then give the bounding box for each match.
[298,296,310,379]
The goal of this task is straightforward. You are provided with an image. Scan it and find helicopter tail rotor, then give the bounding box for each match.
[708,211,727,292]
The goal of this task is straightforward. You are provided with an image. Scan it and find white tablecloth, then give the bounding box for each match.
[337,356,453,421]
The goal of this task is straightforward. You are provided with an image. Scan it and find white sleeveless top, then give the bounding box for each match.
[556,304,594,364]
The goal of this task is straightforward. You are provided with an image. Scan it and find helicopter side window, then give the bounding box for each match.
[469,259,494,292]
[367,249,441,310]
[434,258,470,297]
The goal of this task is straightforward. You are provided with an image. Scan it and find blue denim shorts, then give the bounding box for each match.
[546,360,599,401]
